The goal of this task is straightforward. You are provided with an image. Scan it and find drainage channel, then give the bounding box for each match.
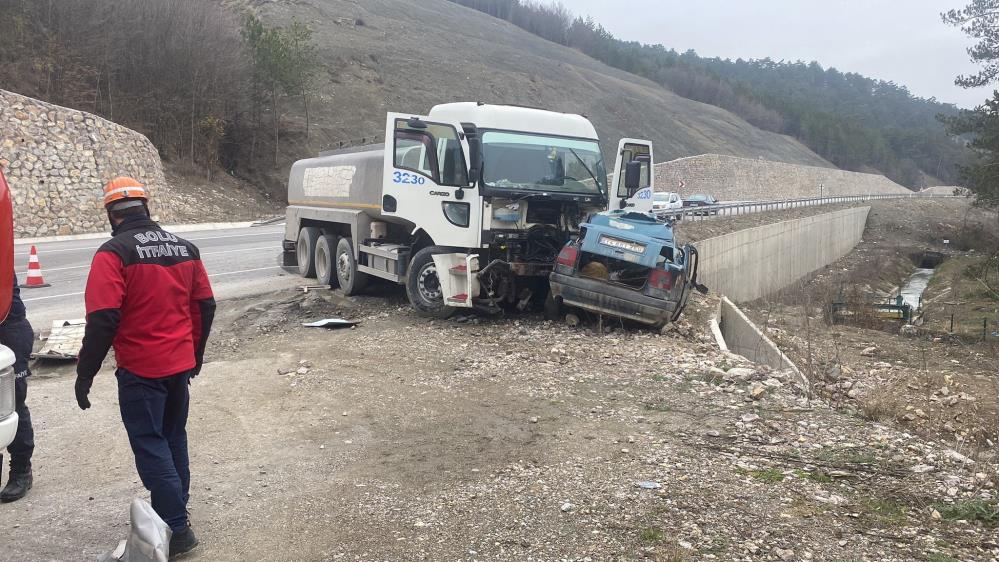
[711,297,809,392]
[897,250,945,317]
[899,268,935,311]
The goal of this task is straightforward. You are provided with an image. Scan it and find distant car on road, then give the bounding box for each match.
[651,191,682,219]
[682,194,718,215]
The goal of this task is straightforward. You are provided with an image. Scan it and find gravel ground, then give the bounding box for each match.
[1,285,995,561]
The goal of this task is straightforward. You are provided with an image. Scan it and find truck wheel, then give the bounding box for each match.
[315,234,339,288]
[297,227,320,278]
[335,237,368,296]
[406,246,457,319]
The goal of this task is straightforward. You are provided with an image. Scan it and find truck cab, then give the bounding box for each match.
[0,168,18,449]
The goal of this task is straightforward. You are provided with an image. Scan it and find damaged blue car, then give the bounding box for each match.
[548,210,703,328]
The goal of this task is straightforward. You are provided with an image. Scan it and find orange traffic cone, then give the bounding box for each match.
[20,245,50,288]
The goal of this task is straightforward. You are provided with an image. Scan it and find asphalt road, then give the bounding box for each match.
[14,224,300,331]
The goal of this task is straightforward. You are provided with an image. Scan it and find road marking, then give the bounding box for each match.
[14,246,279,275]
[14,228,284,255]
[185,230,285,243]
[21,266,282,302]
[209,266,282,277]
[22,291,85,303]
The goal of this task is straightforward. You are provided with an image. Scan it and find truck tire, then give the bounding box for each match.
[335,237,369,296]
[315,234,339,288]
[297,227,320,278]
[406,246,458,319]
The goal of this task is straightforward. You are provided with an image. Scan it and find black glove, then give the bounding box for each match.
[190,362,202,380]
[75,376,93,410]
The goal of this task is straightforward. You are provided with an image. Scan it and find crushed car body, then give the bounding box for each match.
[549,209,702,327]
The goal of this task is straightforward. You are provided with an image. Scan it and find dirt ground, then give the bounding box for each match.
[1,278,996,561]
[735,198,999,529]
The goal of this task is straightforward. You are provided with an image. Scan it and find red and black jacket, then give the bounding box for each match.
[78,216,215,380]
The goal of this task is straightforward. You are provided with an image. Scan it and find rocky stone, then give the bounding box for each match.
[1,89,176,237]
[726,367,756,381]
[750,384,766,400]
[860,346,878,356]
[654,154,911,203]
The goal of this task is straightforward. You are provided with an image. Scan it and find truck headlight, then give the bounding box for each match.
[442,202,470,228]
[0,366,14,419]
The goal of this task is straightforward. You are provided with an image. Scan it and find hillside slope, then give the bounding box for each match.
[258,0,831,172]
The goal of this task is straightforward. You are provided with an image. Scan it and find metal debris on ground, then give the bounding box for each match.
[302,318,359,329]
[300,285,331,294]
[32,319,86,360]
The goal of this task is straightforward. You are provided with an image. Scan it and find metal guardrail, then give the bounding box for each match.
[655,193,965,222]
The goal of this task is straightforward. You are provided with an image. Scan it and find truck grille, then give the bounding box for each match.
[0,366,13,419]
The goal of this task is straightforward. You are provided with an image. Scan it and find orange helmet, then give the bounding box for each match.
[103,176,149,209]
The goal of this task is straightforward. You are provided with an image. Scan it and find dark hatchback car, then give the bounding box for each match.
[548,210,702,328]
[682,194,718,215]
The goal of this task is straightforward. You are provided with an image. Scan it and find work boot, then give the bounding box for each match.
[0,470,32,503]
[169,525,199,559]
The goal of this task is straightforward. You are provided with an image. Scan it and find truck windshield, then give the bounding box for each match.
[481,131,606,195]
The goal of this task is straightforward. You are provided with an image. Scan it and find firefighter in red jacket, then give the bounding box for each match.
[75,177,215,558]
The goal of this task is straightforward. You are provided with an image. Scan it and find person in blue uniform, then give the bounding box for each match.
[1,274,34,502]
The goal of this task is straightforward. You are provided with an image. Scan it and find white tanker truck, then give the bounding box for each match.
[282,102,654,318]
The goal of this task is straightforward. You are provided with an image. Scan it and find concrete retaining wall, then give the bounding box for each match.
[713,297,806,390]
[0,89,180,237]
[655,154,911,202]
[695,206,871,302]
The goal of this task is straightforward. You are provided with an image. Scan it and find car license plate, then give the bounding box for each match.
[598,235,646,254]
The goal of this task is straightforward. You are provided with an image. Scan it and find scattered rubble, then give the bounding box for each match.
[7,287,996,561]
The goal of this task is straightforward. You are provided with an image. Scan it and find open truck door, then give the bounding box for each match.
[609,139,654,215]
[383,113,482,311]
[0,169,14,322]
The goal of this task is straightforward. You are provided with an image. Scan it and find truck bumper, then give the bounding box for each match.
[0,412,18,449]
[549,272,677,326]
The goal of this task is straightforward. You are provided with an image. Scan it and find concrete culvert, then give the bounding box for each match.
[910,251,945,269]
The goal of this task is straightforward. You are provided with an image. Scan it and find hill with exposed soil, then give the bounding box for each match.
[254,0,831,185]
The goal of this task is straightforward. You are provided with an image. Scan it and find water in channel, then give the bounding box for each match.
[899,268,935,311]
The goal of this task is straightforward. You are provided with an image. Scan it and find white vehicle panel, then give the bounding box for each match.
[382,113,481,249]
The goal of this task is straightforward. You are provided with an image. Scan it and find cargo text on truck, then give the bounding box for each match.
[282,102,666,318]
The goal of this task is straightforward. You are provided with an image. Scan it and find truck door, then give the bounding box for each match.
[609,139,654,214]
[382,114,480,249]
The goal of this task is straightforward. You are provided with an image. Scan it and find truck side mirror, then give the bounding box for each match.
[462,122,481,187]
[624,161,642,191]
[467,137,481,185]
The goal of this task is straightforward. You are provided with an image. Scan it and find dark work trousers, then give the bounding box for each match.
[116,368,191,532]
[1,317,34,473]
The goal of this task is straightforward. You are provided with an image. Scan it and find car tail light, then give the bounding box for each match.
[645,268,674,299]
[556,245,579,268]
[649,269,673,290]
[555,245,579,274]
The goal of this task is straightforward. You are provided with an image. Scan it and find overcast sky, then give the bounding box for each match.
[560,0,990,109]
